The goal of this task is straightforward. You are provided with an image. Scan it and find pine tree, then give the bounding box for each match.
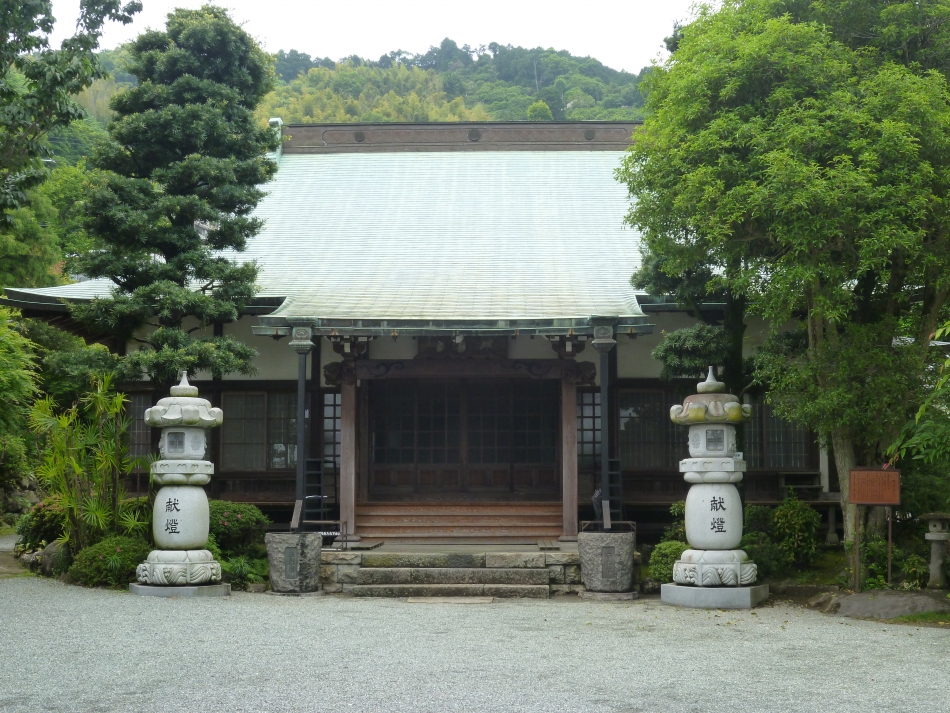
[72,7,278,384]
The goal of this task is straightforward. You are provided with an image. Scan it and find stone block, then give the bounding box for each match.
[547,565,565,584]
[660,583,769,609]
[319,565,336,583]
[564,565,582,584]
[570,584,587,593]
[265,533,323,593]
[578,531,636,592]
[356,568,550,585]
[336,565,362,583]
[321,551,361,565]
[361,553,485,569]
[322,583,343,593]
[485,552,545,568]
[550,584,572,595]
[545,552,581,566]
[483,584,548,599]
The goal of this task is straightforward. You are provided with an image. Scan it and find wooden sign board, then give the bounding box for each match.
[849,469,900,505]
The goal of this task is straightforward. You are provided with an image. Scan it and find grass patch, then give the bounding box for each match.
[0,525,16,536]
[792,548,847,585]
[891,611,950,626]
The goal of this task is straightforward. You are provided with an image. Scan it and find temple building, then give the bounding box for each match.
[2,122,831,543]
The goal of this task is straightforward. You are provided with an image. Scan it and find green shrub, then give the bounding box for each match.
[858,538,930,591]
[208,501,269,556]
[221,555,268,590]
[649,540,689,583]
[67,535,151,587]
[740,531,786,579]
[660,501,686,542]
[16,501,65,550]
[901,554,929,590]
[744,505,774,536]
[117,496,151,539]
[772,490,821,566]
[205,532,223,561]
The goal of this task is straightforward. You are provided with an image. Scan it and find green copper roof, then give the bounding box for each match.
[4,145,650,335]
[257,150,647,331]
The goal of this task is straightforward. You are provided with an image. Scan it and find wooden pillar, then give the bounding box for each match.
[340,381,359,540]
[560,379,578,541]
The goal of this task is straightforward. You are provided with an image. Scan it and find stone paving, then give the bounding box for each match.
[1,576,948,713]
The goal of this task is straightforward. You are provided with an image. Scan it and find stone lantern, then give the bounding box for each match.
[661,367,769,609]
[132,374,228,596]
[920,513,950,589]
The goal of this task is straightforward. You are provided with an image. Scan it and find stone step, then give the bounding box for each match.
[351,584,550,599]
[356,567,551,586]
[360,552,549,569]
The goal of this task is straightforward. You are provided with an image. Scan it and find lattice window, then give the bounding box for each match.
[267,392,297,470]
[617,390,689,470]
[417,383,461,464]
[577,390,601,471]
[322,392,342,473]
[511,381,557,464]
[372,382,415,464]
[221,393,266,471]
[127,393,154,465]
[467,381,510,464]
[745,400,812,470]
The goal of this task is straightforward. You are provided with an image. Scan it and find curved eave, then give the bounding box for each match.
[252,314,654,339]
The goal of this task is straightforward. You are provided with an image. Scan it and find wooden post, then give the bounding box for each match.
[559,379,578,541]
[340,381,359,540]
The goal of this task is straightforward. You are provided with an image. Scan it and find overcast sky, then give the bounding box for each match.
[49,0,700,74]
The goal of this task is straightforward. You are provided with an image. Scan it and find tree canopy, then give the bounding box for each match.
[71,6,278,384]
[618,0,950,539]
[0,0,140,216]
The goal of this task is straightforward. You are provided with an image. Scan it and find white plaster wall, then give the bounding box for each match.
[369,336,417,359]
[508,335,557,359]
[224,316,296,380]
[616,311,782,379]
[618,312,698,379]
[743,315,775,354]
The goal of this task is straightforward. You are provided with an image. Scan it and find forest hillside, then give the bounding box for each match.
[53,38,648,161]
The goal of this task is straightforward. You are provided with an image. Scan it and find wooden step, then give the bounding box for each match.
[356,567,551,586]
[356,515,562,526]
[355,503,561,515]
[351,584,549,599]
[354,501,564,543]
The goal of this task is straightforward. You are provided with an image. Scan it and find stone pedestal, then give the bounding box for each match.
[265,532,324,593]
[578,531,636,593]
[662,368,767,609]
[661,583,769,609]
[133,375,226,595]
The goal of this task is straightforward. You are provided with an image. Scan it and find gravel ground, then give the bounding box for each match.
[1,577,947,713]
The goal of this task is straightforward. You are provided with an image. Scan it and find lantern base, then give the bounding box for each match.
[661,583,769,609]
[130,583,230,598]
[672,549,757,587]
[136,549,222,586]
